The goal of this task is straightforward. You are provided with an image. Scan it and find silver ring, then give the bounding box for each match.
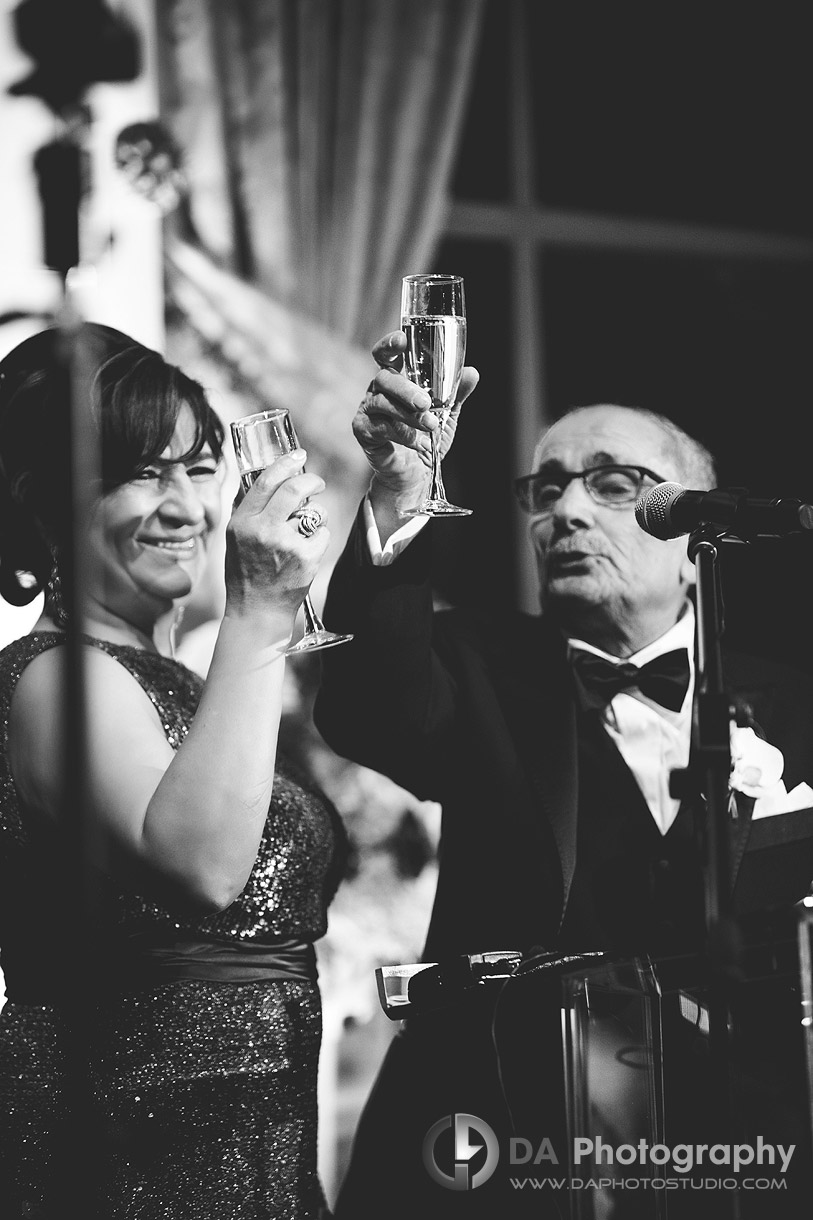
[295,505,324,537]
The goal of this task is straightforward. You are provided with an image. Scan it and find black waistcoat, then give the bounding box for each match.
[558,707,707,960]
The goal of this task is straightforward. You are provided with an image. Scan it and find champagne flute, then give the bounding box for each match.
[400,273,471,517]
[229,408,353,654]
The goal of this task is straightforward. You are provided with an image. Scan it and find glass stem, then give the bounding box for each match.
[301,595,324,635]
[428,424,447,503]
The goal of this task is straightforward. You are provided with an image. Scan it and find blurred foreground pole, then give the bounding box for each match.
[8,3,140,1213]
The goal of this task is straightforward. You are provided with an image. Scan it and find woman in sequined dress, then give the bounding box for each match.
[0,323,347,1218]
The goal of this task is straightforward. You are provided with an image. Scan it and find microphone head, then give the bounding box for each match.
[634,481,687,540]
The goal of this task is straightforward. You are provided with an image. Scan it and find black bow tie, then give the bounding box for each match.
[570,647,691,713]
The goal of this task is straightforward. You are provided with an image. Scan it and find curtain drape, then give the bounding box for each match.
[156,0,485,349]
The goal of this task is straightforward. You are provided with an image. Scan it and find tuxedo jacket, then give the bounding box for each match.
[315,505,813,966]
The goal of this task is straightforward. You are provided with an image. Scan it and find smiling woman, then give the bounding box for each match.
[0,323,348,1218]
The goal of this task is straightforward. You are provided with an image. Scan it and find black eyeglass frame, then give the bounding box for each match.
[513,464,668,515]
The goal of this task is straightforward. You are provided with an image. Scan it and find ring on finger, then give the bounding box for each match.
[295,505,324,537]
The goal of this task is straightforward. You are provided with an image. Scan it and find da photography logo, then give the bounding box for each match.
[423,1113,499,1190]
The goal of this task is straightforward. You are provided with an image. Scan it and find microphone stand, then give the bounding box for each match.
[684,523,744,1218]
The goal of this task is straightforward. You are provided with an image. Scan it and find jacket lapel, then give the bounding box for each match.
[494,619,580,919]
[679,671,767,898]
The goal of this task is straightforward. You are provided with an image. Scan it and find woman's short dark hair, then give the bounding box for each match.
[0,322,225,606]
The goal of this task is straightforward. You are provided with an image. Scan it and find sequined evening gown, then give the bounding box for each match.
[0,632,347,1219]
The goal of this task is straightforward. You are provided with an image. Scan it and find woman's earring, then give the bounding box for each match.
[47,548,69,629]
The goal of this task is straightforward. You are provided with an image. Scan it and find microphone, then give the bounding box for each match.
[635,482,813,541]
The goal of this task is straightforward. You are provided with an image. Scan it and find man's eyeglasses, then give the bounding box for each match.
[513,464,667,515]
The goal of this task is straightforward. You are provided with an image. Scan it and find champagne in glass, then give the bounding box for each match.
[230,408,353,654]
[400,273,471,517]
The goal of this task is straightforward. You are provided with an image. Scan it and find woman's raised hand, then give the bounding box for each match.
[224,449,330,622]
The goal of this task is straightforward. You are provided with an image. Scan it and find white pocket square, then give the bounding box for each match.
[751,781,813,820]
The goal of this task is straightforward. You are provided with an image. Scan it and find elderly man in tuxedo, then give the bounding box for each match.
[315,331,813,1219]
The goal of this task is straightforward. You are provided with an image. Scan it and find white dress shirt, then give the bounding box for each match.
[567,611,695,835]
[363,493,695,835]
